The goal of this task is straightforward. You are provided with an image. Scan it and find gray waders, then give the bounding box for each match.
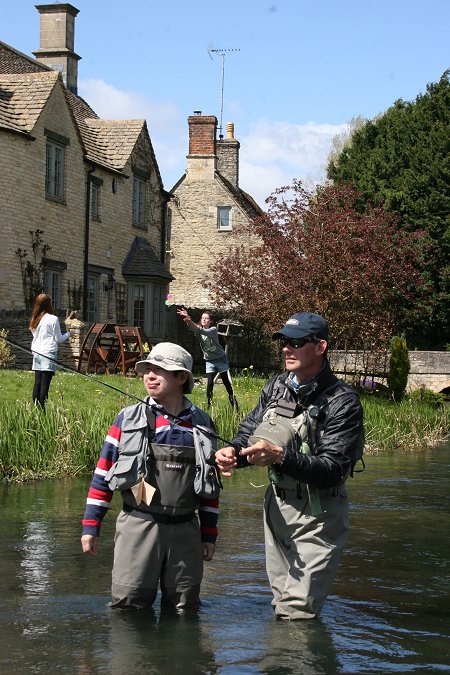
[253,403,349,619]
[110,442,203,611]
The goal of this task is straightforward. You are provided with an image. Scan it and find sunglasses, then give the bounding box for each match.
[279,336,319,349]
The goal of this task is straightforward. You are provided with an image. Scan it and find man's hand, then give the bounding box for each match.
[241,440,284,466]
[203,542,215,561]
[81,534,98,555]
[215,445,237,477]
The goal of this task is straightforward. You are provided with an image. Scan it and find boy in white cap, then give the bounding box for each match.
[81,342,219,612]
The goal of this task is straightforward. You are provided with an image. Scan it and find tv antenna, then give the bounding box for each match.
[207,43,240,138]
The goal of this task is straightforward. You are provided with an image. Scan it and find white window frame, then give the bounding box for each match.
[217,206,232,231]
[132,176,146,227]
[45,140,65,200]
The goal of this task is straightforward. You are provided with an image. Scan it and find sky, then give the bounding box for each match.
[1,0,449,207]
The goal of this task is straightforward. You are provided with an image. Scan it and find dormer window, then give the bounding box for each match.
[217,206,232,231]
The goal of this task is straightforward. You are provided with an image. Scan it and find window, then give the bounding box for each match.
[44,269,62,309]
[127,281,166,338]
[86,274,99,323]
[132,176,146,227]
[217,206,232,231]
[133,284,146,328]
[91,183,100,220]
[45,140,65,200]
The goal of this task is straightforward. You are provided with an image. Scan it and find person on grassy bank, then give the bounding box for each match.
[29,293,72,408]
[177,307,238,409]
[81,342,219,613]
[215,312,365,620]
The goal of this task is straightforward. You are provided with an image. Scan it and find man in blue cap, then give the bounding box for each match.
[216,312,364,619]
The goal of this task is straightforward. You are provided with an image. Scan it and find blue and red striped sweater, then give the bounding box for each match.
[82,400,219,543]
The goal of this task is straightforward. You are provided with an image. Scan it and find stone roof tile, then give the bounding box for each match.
[0,71,59,133]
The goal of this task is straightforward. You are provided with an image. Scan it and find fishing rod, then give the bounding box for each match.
[0,334,236,448]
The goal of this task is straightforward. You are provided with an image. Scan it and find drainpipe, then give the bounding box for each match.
[83,164,96,321]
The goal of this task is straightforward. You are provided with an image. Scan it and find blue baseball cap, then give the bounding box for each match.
[272,312,329,341]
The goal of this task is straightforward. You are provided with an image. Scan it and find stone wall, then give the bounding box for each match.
[330,349,450,393]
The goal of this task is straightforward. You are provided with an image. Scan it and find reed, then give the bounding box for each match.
[0,369,448,481]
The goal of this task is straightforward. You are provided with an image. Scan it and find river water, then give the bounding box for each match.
[0,444,449,674]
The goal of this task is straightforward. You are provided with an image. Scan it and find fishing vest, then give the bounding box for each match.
[249,391,353,515]
[105,401,215,517]
[250,402,311,495]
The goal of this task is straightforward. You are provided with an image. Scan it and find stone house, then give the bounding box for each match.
[168,114,262,309]
[0,3,171,367]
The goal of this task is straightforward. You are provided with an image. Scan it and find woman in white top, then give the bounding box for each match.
[29,293,71,407]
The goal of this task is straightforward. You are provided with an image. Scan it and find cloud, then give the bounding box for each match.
[239,120,348,206]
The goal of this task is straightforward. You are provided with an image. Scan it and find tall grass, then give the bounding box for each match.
[0,369,448,482]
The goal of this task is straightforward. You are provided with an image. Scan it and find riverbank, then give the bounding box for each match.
[0,370,448,482]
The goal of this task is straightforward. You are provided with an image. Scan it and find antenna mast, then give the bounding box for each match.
[207,43,240,138]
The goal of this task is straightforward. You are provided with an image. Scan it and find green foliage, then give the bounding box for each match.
[206,180,429,353]
[0,330,14,368]
[387,336,411,401]
[408,386,447,408]
[362,394,449,452]
[328,71,450,348]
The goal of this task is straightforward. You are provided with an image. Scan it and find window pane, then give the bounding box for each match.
[91,184,99,219]
[218,207,232,230]
[133,284,146,328]
[133,177,146,226]
[45,141,64,199]
[44,270,61,309]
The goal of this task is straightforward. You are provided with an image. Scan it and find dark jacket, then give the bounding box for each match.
[232,359,364,490]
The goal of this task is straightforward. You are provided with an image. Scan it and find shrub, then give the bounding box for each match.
[0,329,15,368]
[387,336,410,402]
[409,386,447,408]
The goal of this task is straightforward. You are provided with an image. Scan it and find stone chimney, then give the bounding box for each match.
[33,3,81,94]
[216,122,240,187]
[186,113,217,181]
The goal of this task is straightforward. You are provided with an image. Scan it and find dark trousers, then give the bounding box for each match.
[32,371,54,407]
[206,370,237,408]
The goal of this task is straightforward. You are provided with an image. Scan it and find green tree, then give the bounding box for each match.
[387,336,410,402]
[328,71,450,349]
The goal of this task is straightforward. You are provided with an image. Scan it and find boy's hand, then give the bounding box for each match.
[81,534,98,554]
[215,446,237,477]
[203,542,215,561]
